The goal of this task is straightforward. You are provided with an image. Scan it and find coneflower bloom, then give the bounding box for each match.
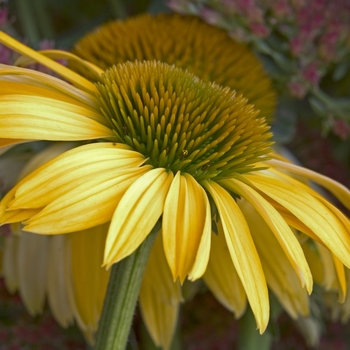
[1,32,350,344]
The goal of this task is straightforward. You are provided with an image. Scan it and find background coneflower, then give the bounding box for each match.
[71,13,276,123]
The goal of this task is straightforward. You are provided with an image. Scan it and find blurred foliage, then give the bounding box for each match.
[7,0,169,48]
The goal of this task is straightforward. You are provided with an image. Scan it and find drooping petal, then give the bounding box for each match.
[220,177,312,293]
[18,231,49,315]
[15,49,104,80]
[202,180,269,332]
[142,232,183,304]
[163,172,211,282]
[7,94,107,125]
[246,174,350,269]
[0,95,114,141]
[18,142,78,180]
[301,240,324,285]
[139,280,179,350]
[23,166,151,234]
[104,168,174,267]
[0,81,94,109]
[139,233,182,349]
[203,222,247,318]
[0,81,107,126]
[317,242,339,291]
[46,235,74,328]
[2,209,42,224]
[267,159,350,210]
[333,269,350,323]
[10,143,145,209]
[65,225,110,342]
[2,231,19,293]
[0,64,99,108]
[1,142,75,222]
[0,31,97,93]
[0,187,18,219]
[238,198,309,318]
[333,255,347,302]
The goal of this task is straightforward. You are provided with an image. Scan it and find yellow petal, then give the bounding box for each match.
[246,174,350,268]
[0,96,114,141]
[0,64,99,108]
[139,279,179,350]
[18,142,77,180]
[220,177,312,293]
[139,233,182,350]
[11,143,145,209]
[2,209,42,224]
[0,186,18,219]
[142,233,183,304]
[264,200,323,244]
[301,240,324,285]
[1,142,75,223]
[267,159,350,210]
[315,243,347,302]
[0,81,102,119]
[336,269,350,323]
[163,172,211,282]
[0,31,97,93]
[202,180,269,332]
[66,224,110,340]
[104,168,174,267]
[2,233,19,293]
[46,235,74,328]
[317,242,338,290]
[203,223,247,318]
[333,254,347,302]
[23,166,150,234]
[1,93,108,125]
[18,231,49,315]
[15,49,104,80]
[238,198,309,318]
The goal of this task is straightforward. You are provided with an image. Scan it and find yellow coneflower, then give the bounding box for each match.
[2,13,277,348]
[1,32,350,348]
[71,13,276,123]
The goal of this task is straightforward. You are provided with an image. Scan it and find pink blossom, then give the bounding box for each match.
[39,39,55,50]
[0,44,12,64]
[199,7,223,25]
[0,7,9,26]
[250,22,270,37]
[290,37,303,56]
[228,27,249,42]
[271,0,292,18]
[302,64,321,85]
[332,119,350,140]
[287,80,308,99]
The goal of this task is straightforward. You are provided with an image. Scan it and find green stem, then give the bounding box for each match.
[32,0,55,39]
[106,0,128,19]
[237,308,273,350]
[15,0,41,46]
[94,221,160,350]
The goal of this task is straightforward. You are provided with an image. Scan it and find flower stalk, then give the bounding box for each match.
[238,307,273,350]
[94,220,160,350]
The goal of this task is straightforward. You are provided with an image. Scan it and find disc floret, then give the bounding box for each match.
[97,61,273,181]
